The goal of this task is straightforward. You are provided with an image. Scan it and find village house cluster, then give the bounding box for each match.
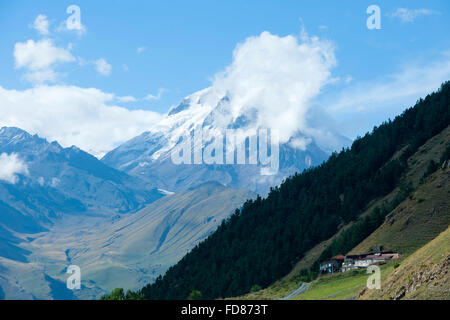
[319,247,399,274]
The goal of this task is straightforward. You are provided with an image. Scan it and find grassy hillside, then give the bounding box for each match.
[293,164,449,300]
[295,262,397,300]
[359,227,450,300]
[137,82,450,300]
[238,148,449,300]
[350,167,450,256]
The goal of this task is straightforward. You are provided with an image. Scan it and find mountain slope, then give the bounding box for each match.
[281,124,450,281]
[359,227,449,300]
[102,89,336,194]
[137,82,450,300]
[234,122,450,300]
[0,127,162,219]
[0,182,253,299]
[242,160,449,300]
[349,165,450,256]
[0,127,164,280]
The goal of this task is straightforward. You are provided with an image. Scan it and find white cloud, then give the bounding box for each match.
[209,30,336,143]
[79,57,115,76]
[327,54,450,113]
[22,69,59,84]
[94,58,112,76]
[388,8,437,23]
[0,85,163,157]
[0,153,28,184]
[289,137,312,151]
[144,88,167,100]
[14,39,74,70]
[301,105,352,153]
[322,53,450,139]
[32,14,49,35]
[14,39,75,84]
[117,95,137,102]
[137,47,147,54]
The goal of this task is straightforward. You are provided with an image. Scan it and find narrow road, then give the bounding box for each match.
[280,282,310,300]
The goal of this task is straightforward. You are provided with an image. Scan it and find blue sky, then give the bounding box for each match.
[0,0,449,155]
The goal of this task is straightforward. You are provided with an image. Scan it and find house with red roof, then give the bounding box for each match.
[320,249,400,273]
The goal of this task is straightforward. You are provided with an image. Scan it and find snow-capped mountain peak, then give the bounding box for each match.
[102,89,332,194]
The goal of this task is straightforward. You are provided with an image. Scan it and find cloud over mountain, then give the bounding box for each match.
[0,85,163,157]
[3,29,340,157]
[0,153,28,184]
[209,30,336,143]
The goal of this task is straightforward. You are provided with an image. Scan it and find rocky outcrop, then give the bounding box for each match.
[391,254,449,299]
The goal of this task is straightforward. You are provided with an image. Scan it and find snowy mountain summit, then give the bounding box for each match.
[102,32,353,193]
[102,87,331,194]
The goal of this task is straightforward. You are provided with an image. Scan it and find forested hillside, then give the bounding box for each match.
[139,82,450,300]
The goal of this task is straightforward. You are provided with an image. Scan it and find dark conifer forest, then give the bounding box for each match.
[139,82,450,300]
